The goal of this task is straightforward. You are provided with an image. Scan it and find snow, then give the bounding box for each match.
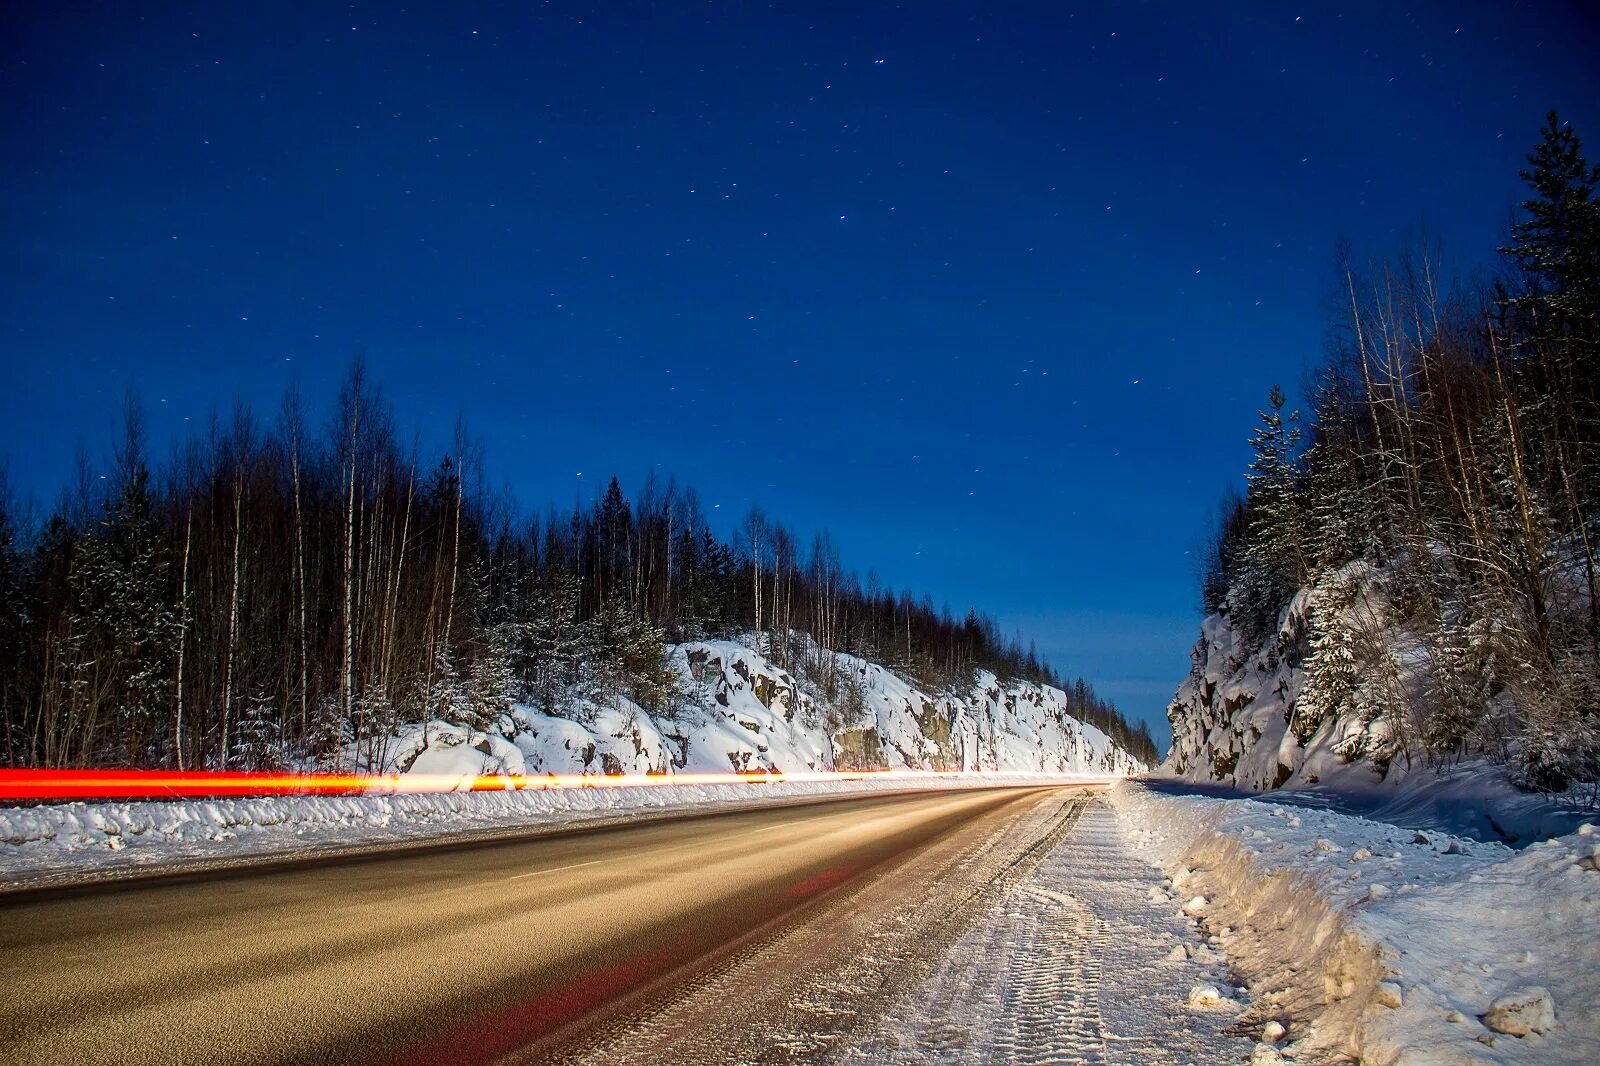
[1110,780,1600,1064]
[370,638,1142,781]
[664,639,1142,777]
[1483,987,1556,1037]
[840,797,1255,1064]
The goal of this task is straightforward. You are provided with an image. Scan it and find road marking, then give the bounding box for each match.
[507,859,604,881]
[749,821,800,835]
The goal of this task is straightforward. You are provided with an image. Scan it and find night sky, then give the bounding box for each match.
[2,3,1596,745]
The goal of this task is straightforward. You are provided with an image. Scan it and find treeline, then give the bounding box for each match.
[0,368,1155,771]
[1203,112,1600,791]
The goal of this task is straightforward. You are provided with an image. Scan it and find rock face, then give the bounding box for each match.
[1162,562,1408,793]
[388,636,1146,779]
[1163,589,1312,790]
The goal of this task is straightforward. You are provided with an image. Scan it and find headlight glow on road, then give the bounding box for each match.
[0,767,1096,802]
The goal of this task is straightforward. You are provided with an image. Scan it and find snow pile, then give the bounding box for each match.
[1109,781,1600,1064]
[1161,565,1587,842]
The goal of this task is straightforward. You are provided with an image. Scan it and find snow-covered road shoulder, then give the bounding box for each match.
[1109,781,1600,1065]
[843,795,1255,1064]
[0,774,1111,891]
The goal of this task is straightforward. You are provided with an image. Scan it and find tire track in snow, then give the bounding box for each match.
[843,798,1251,1065]
[994,884,1109,1064]
[850,821,1112,1064]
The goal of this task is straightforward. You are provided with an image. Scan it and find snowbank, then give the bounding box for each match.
[1109,781,1600,1064]
[0,772,1108,890]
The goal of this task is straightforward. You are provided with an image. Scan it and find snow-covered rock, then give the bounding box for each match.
[384,636,1145,782]
[1161,566,1586,844]
[1186,982,1239,1011]
[1482,987,1556,1038]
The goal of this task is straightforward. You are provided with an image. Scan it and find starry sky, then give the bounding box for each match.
[2,3,1596,746]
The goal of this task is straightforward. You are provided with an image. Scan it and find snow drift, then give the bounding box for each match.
[1111,781,1600,1065]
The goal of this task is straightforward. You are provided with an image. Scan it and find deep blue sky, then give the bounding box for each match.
[2,3,1596,746]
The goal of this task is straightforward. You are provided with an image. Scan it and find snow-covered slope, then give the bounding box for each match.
[1164,595,1310,792]
[1162,565,1584,842]
[391,637,1144,781]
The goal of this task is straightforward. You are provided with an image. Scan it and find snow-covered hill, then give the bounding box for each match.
[1166,560,1489,796]
[391,638,1144,781]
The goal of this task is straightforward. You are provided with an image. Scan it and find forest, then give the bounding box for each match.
[0,369,1157,771]
[1203,113,1600,791]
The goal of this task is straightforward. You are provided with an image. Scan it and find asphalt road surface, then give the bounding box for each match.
[0,785,1083,1065]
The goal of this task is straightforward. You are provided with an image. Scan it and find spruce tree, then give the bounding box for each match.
[1246,385,1308,581]
[1504,110,1600,331]
[1229,385,1307,641]
[71,461,175,762]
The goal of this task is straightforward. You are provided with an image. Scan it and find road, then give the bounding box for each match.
[0,785,1086,1065]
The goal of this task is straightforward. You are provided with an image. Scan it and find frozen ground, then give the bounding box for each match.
[841,797,1255,1065]
[0,772,1111,890]
[1110,781,1600,1065]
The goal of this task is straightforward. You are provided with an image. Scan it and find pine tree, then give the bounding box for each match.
[0,488,26,764]
[426,648,473,725]
[525,570,585,712]
[1421,601,1496,762]
[309,694,348,770]
[235,693,284,771]
[469,621,519,727]
[1293,566,1362,745]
